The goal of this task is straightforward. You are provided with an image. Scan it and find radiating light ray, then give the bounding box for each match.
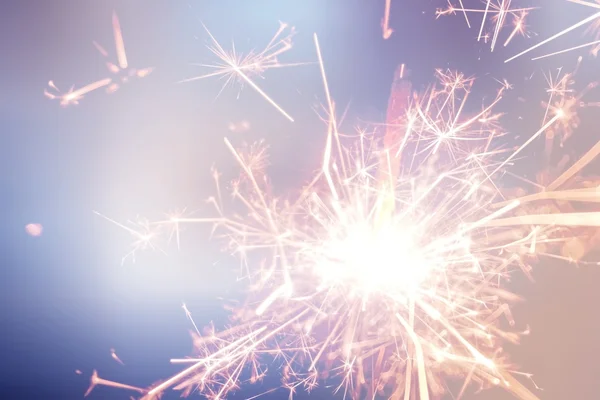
[548,140,600,190]
[44,79,112,107]
[531,38,600,60]
[183,303,202,337]
[87,6,600,400]
[84,370,146,397]
[568,0,600,10]
[382,0,394,39]
[93,211,168,265]
[94,12,153,94]
[436,1,536,51]
[111,348,125,366]
[484,211,600,228]
[477,0,492,42]
[540,57,599,157]
[180,22,301,122]
[505,10,600,62]
[112,11,128,69]
[494,186,600,207]
[487,112,562,179]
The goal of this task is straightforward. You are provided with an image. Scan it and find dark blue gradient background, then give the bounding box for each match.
[2,1,600,399]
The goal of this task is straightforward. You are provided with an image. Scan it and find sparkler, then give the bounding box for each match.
[45,12,152,106]
[90,38,600,400]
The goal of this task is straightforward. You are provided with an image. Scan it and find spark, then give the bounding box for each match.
[93,211,168,265]
[111,348,125,366]
[548,140,600,191]
[183,303,202,336]
[540,57,599,152]
[382,0,394,39]
[45,12,152,106]
[506,7,600,62]
[531,38,600,60]
[436,1,536,51]
[93,11,154,94]
[503,10,529,48]
[84,370,146,397]
[180,22,302,122]
[24,223,44,237]
[44,79,112,107]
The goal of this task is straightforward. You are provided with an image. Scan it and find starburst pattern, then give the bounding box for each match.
[180,22,305,122]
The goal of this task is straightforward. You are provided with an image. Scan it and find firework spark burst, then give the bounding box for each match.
[88,26,600,399]
[179,22,305,122]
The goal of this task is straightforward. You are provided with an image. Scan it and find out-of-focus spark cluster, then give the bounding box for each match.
[24,223,43,237]
[180,22,301,122]
[90,35,600,400]
[44,12,152,107]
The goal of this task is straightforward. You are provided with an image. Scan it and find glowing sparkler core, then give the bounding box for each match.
[318,222,430,296]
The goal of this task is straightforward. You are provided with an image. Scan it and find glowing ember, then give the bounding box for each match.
[25,223,43,237]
